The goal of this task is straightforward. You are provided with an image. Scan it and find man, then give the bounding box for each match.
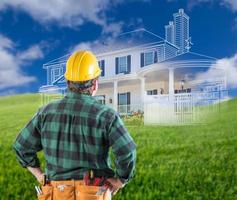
[13,50,136,200]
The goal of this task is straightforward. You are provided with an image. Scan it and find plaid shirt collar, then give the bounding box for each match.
[66,91,96,101]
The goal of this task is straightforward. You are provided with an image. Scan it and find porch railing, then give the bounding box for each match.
[143,90,228,125]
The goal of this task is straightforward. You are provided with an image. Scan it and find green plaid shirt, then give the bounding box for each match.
[13,91,136,183]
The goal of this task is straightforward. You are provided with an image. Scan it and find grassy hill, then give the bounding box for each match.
[0,94,237,200]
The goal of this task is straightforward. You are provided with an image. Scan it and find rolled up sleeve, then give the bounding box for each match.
[13,111,42,168]
[108,114,136,184]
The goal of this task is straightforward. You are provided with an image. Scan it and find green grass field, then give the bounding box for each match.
[0,94,237,200]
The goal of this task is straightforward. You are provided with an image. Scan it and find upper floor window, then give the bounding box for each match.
[119,56,127,72]
[115,55,131,74]
[51,67,63,83]
[98,60,105,77]
[144,52,154,65]
[141,50,157,67]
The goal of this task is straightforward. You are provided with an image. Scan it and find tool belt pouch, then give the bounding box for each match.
[53,185,75,200]
[75,185,105,200]
[37,185,53,200]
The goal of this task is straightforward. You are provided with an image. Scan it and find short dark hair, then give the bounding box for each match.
[67,78,97,95]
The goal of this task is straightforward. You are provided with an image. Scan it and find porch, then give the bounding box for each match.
[96,67,228,124]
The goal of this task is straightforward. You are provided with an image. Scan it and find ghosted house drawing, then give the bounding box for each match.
[39,9,228,124]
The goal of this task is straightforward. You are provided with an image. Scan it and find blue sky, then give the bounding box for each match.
[0,0,236,96]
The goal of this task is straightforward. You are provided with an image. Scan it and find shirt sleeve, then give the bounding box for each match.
[13,111,43,168]
[108,113,136,184]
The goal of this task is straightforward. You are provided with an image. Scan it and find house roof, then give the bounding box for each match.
[44,29,167,68]
[92,28,166,55]
[43,54,70,68]
[164,51,217,62]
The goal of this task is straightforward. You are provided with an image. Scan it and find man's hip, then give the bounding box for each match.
[37,180,111,200]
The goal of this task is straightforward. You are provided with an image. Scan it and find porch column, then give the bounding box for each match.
[169,68,174,95]
[168,68,175,121]
[140,77,145,104]
[113,80,118,111]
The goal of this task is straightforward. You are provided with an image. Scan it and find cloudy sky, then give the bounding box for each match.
[0,0,236,96]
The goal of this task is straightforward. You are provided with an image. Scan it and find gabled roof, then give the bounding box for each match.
[164,51,217,62]
[92,28,166,55]
[43,54,70,68]
[44,29,167,68]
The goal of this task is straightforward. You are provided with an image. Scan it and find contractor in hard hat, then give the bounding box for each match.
[13,50,136,200]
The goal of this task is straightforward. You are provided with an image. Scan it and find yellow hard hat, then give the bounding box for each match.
[64,50,101,82]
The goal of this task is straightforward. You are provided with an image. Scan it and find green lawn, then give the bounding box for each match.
[0,94,237,200]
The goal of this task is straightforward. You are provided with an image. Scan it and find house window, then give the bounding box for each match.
[98,60,105,77]
[95,95,105,104]
[115,55,131,74]
[118,92,131,114]
[147,89,158,95]
[119,56,127,72]
[51,67,63,83]
[144,52,154,65]
[118,93,129,105]
[141,50,157,67]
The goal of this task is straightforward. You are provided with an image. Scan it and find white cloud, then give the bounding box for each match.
[222,0,237,12]
[234,17,237,30]
[0,0,105,26]
[102,22,124,37]
[70,35,128,54]
[0,0,125,35]
[0,35,14,50]
[71,42,95,53]
[71,39,105,54]
[17,45,44,62]
[0,34,44,90]
[71,18,145,54]
[0,0,154,39]
[195,53,237,89]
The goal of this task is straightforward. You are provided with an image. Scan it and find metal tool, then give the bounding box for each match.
[35,185,43,195]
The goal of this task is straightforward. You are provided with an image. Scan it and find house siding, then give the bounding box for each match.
[97,45,168,78]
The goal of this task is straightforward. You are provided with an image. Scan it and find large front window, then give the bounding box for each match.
[118,93,127,105]
[118,92,130,114]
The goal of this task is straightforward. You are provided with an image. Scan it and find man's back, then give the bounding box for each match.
[40,92,116,180]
